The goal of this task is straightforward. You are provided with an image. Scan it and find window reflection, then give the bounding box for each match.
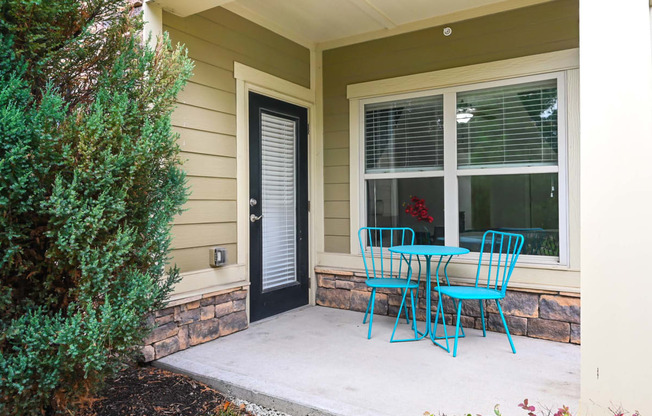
[458,174,559,256]
[366,177,445,246]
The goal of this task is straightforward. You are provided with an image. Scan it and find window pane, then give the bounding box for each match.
[366,178,444,245]
[365,95,444,173]
[457,79,558,168]
[458,174,559,256]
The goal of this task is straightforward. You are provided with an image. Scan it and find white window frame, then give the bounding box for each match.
[350,53,576,267]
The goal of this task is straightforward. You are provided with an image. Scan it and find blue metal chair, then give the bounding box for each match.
[358,227,421,341]
[434,230,524,357]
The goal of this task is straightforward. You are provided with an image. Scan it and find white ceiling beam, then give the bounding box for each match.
[348,0,397,29]
[146,0,236,18]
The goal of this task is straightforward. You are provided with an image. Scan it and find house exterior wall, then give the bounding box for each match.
[322,0,579,254]
[315,268,580,344]
[136,5,311,359]
[579,0,652,414]
[140,286,248,361]
[162,7,310,296]
[318,0,580,301]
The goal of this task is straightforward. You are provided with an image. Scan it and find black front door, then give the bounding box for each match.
[249,92,309,322]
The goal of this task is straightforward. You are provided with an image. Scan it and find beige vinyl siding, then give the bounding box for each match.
[175,128,236,157]
[321,0,579,253]
[166,7,310,272]
[171,244,237,273]
[173,201,237,225]
[184,177,236,200]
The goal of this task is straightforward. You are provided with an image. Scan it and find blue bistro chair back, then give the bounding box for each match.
[435,230,524,357]
[476,230,524,297]
[358,227,420,341]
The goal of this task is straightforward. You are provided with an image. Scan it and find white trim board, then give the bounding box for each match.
[143,2,163,49]
[316,252,580,293]
[169,264,248,302]
[234,63,315,104]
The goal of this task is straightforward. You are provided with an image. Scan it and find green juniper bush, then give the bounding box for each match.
[0,1,193,413]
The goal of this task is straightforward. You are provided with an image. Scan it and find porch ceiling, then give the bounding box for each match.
[147,0,554,48]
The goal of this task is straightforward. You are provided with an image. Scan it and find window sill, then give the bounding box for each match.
[343,249,576,272]
[450,253,575,272]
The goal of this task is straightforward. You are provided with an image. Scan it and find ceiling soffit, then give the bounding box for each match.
[148,0,554,49]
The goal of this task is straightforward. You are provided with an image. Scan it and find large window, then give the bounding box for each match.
[364,94,445,245]
[361,73,567,264]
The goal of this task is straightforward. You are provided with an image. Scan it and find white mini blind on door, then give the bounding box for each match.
[261,113,297,291]
[456,79,558,168]
[364,95,444,174]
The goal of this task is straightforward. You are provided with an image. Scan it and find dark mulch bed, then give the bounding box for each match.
[81,365,252,416]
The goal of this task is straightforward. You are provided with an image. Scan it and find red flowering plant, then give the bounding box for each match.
[404,195,434,223]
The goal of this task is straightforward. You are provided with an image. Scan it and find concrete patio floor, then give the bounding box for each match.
[156,305,580,416]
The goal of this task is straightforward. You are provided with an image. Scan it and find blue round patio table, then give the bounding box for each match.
[388,245,470,344]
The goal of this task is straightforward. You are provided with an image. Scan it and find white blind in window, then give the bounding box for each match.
[365,95,444,173]
[261,113,296,291]
[457,79,558,168]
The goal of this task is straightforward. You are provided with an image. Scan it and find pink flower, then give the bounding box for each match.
[518,399,536,416]
[554,406,570,416]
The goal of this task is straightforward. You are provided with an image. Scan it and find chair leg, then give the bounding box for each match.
[390,285,411,342]
[431,294,450,353]
[367,289,376,339]
[400,288,410,324]
[363,289,372,324]
[410,289,417,337]
[453,299,463,357]
[432,295,440,336]
[496,299,516,354]
[451,299,466,338]
[479,300,486,337]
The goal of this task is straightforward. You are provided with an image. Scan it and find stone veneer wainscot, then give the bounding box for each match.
[140,287,248,362]
[315,267,580,344]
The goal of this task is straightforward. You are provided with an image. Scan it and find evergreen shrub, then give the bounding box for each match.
[0,1,193,413]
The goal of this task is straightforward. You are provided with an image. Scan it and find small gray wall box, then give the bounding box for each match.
[209,247,227,267]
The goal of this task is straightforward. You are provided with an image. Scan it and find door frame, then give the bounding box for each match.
[248,92,309,321]
[234,62,317,322]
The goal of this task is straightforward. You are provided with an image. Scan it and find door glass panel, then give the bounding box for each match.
[261,113,297,291]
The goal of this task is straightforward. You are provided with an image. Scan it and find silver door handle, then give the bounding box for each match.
[250,214,263,222]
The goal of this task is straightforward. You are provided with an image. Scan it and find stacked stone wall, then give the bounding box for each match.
[140,287,248,362]
[315,267,580,344]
